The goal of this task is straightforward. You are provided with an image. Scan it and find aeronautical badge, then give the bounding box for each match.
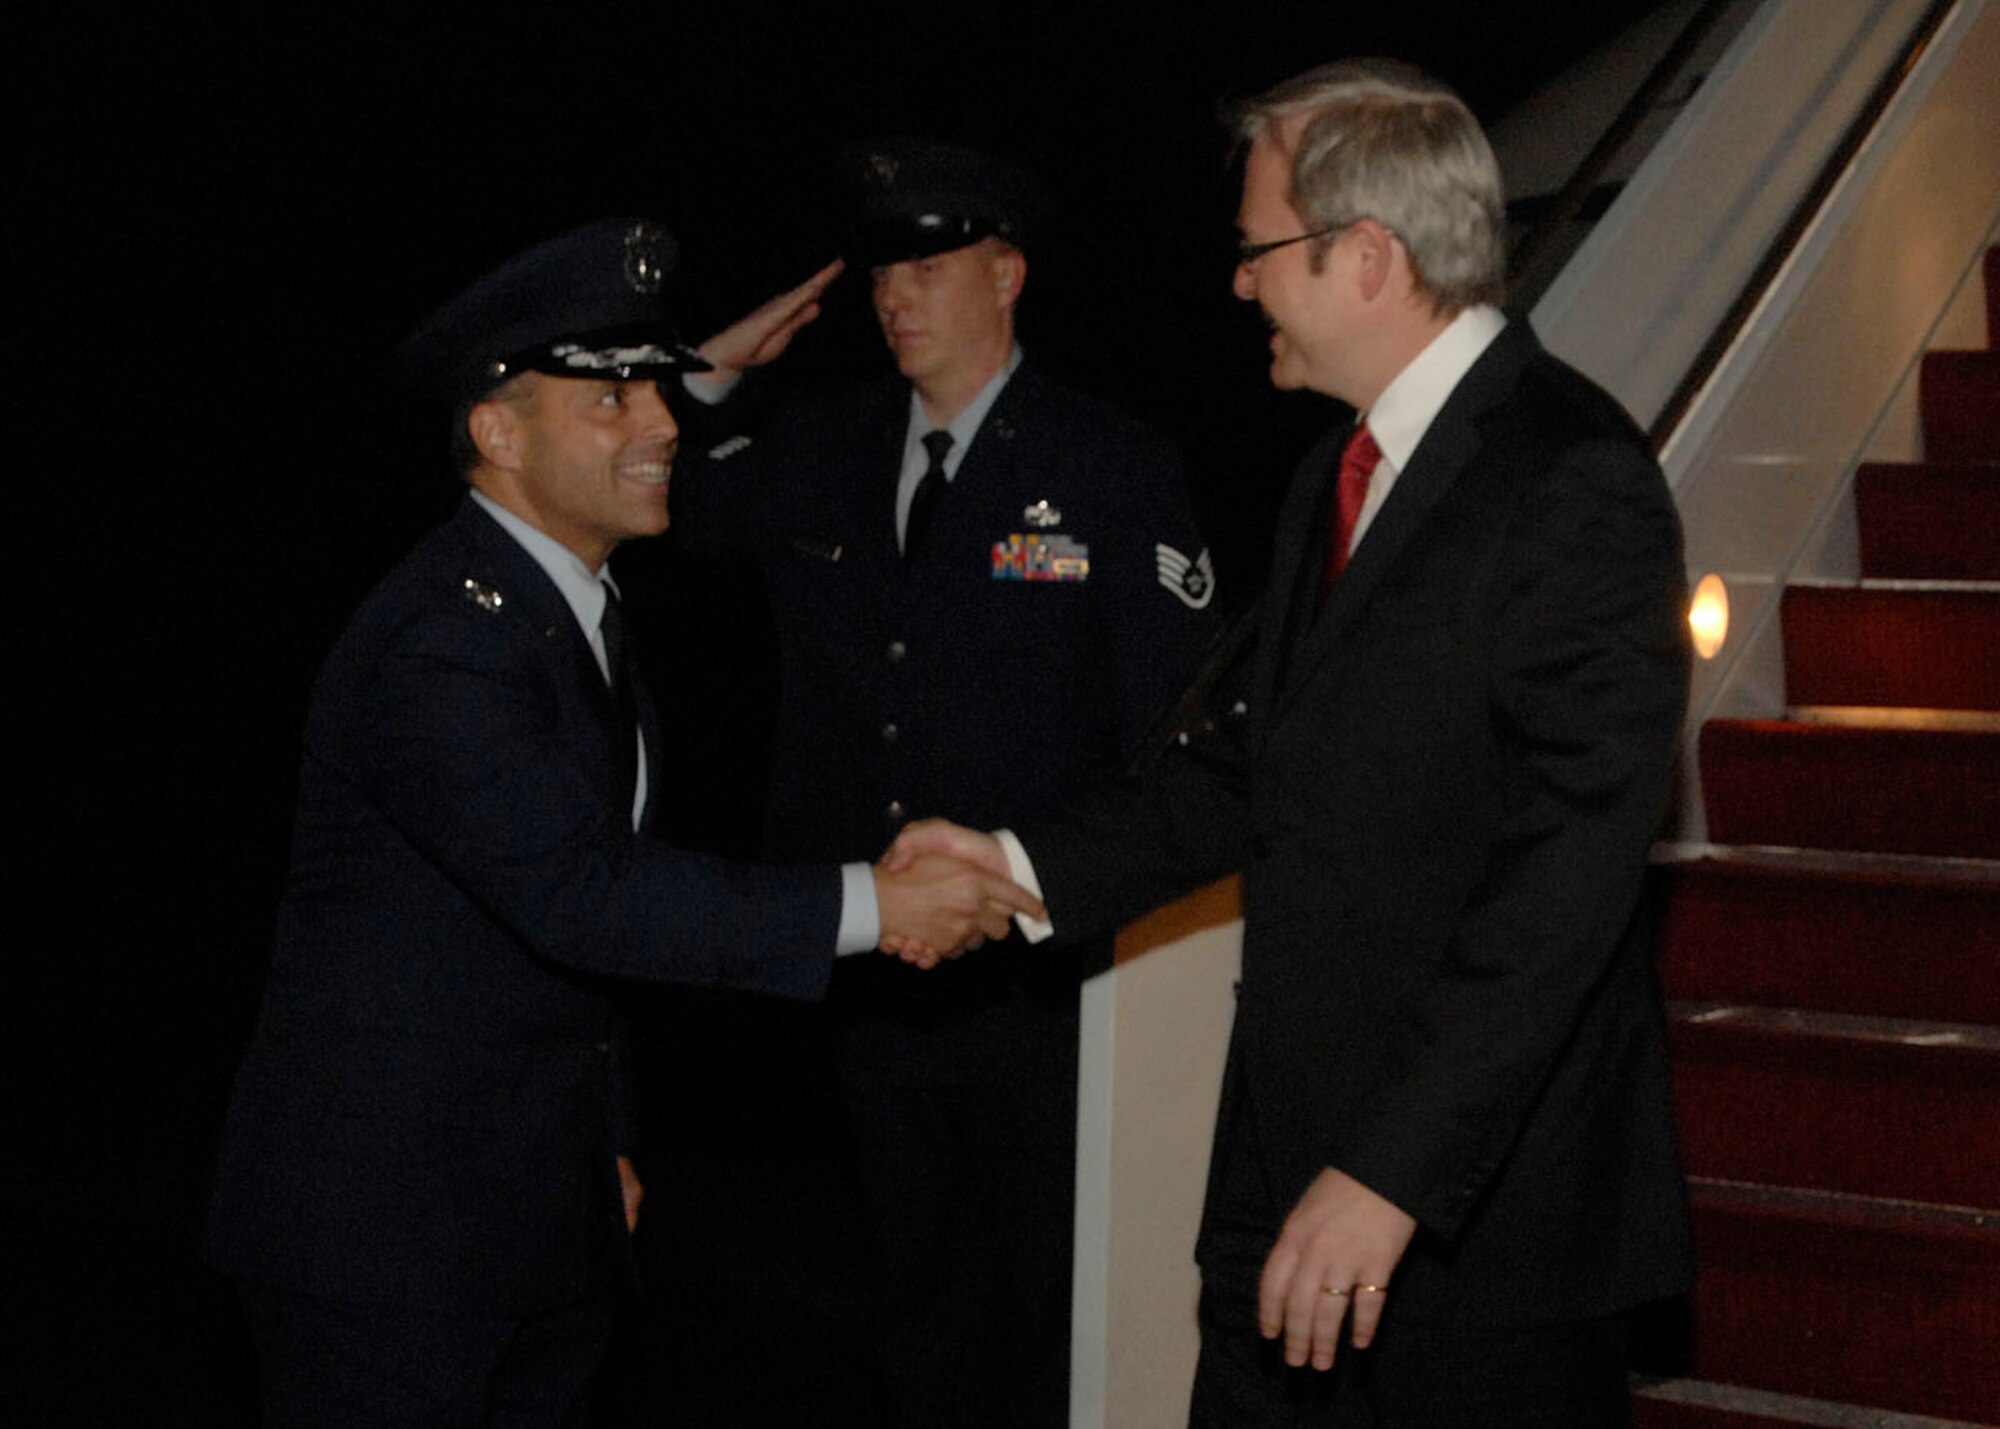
[623,222,668,294]
[461,577,505,613]
[706,434,753,461]
[993,533,1089,582]
[1022,499,1061,528]
[1156,545,1215,609]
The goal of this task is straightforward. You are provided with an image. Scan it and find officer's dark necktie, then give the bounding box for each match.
[1316,422,1380,609]
[598,581,639,806]
[904,429,955,563]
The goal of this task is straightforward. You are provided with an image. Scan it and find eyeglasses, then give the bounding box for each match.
[1235,217,1390,268]
[1235,223,1347,268]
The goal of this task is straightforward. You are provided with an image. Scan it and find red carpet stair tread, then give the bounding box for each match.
[1698,719,2000,860]
[1673,1182,2000,1424]
[1658,852,2000,1023]
[1989,245,1999,343]
[1666,1003,2000,1206]
[1633,1382,2000,1428]
[1855,463,2000,580]
[1919,351,2000,464]
[1781,585,2000,711]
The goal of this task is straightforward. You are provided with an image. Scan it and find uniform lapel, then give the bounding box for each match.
[457,497,630,808]
[859,382,915,573]
[899,361,1035,575]
[946,364,1030,502]
[632,656,664,833]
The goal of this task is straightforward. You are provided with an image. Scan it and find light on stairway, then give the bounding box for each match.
[1690,574,1729,659]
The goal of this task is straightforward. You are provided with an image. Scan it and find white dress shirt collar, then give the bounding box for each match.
[1363,305,1507,474]
[1347,305,1506,551]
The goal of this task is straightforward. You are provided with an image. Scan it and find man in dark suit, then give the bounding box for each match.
[205,218,1037,1427]
[657,143,1222,1426]
[891,63,1693,1426]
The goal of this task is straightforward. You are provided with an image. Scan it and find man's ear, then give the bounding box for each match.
[1350,218,1400,304]
[467,394,524,472]
[992,246,1027,311]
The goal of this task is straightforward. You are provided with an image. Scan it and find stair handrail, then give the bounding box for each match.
[1508,0,1739,313]
[1646,0,1963,450]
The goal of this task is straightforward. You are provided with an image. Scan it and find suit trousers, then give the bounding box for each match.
[241,1282,615,1429]
[1188,1291,1632,1429]
[1188,1084,1632,1428]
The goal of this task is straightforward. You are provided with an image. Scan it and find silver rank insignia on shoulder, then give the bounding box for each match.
[461,578,505,613]
[1156,545,1215,609]
[706,435,753,461]
[1022,499,1061,528]
[993,533,1089,582]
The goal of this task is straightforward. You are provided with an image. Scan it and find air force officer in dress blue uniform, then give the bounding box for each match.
[206,219,1039,1428]
[664,143,1223,1426]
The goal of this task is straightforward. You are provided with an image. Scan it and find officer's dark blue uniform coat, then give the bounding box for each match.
[207,496,839,1312]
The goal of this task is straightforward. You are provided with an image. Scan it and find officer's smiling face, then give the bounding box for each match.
[870,238,1022,396]
[470,373,680,569]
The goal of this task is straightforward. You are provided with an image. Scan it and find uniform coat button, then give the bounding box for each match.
[884,800,906,823]
[881,722,899,743]
[885,640,907,662]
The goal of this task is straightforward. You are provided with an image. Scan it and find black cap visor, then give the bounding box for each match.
[850,210,1017,267]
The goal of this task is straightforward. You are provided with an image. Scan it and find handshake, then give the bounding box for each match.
[870,820,1030,970]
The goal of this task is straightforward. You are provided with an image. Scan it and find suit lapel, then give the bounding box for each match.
[1253,420,1349,727]
[1268,323,1534,722]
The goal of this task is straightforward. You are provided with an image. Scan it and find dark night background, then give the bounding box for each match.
[18,4,1671,1421]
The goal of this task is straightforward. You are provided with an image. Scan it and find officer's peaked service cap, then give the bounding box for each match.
[846,139,1051,267]
[399,218,711,408]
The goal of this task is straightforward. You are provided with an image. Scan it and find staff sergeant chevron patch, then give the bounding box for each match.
[1156,544,1215,609]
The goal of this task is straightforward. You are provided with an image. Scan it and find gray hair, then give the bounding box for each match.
[1232,59,1506,312]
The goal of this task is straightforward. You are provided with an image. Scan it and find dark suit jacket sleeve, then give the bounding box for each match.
[1013,711,1254,941]
[335,593,837,1001]
[1335,437,1688,1237]
[1085,428,1226,753]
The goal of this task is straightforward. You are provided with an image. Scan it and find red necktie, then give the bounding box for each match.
[1318,423,1380,607]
